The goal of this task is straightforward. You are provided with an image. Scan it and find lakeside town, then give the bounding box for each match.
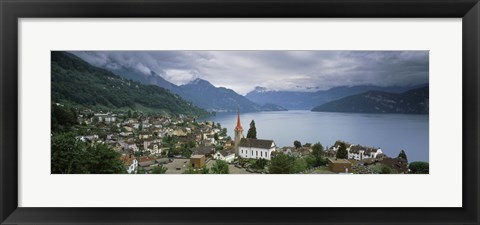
[51,103,429,174]
[50,51,429,175]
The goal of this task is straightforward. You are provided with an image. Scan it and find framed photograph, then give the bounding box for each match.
[1,0,479,224]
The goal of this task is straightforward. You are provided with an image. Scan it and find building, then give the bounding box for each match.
[233,110,244,155]
[190,155,206,168]
[238,138,276,160]
[213,148,235,163]
[120,155,138,174]
[94,113,116,123]
[330,141,383,160]
[191,146,214,157]
[328,158,352,173]
[75,135,99,142]
[147,143,161,155]
[348,145,383,160]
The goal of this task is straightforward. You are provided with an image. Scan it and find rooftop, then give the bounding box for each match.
[239,138,275,149]
[190,154,205,159]
[328,158,351,164]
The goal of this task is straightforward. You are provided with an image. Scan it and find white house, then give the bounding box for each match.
[124,141,139,152]
[94,113,116,123]
[121,155,138,174]
[146,143,162,155]
[127,158,138,174]
[238,138,276,160]
[75,135,99,142]
[348,145,383,160]
[331,141,383,160]
[213,149,235,163]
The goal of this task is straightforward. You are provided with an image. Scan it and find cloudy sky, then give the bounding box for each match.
[71,51,429,95]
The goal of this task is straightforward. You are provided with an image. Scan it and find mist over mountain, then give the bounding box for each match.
[51,51,209,116]
[98,66,285,113]
[69,51,428,113]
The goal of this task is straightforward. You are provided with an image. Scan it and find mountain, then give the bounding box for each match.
[107,67,181,93]
[245,88,311,109]
[311,86,429,114]
[73,54,286,113]
[259,103,288,111]
[245,85,425,110]
[51,51,209,116]
[178,79,285,112]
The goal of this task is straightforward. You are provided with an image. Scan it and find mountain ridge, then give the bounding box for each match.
[311,86,429,114]
[245,84,428,110]
[51,51,209,117]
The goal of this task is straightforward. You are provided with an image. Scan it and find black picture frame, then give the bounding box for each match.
[1,0,479,224]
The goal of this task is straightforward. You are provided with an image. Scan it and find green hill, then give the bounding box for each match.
[311,86,429,114]
[51,51,209,116]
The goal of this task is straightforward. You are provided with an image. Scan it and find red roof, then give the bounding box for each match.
[235,111,243,131]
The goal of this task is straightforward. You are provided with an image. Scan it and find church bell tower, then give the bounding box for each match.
[234,110,244,155]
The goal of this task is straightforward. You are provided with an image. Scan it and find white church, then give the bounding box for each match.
[233,111,276,160]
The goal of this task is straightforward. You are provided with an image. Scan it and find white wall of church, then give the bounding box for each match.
[239,147,275,160]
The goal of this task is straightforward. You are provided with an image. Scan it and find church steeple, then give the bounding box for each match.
[234,109,244,155]
[235,110,243,131]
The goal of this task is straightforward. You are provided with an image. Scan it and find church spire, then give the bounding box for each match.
[235,110,243,131]
[234,109,244,155]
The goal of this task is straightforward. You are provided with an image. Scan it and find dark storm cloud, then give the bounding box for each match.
[71,51,428,95]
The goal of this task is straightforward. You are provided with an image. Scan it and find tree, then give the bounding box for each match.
[220,128,228,136]
[336,142,348,159]
[380,165,392,174]
[187,140,196,148]
[293,157,308,173]
[371,164,392,174]
[251,158,268,171]
[151,165,167,174]
[83,143,126,174]
[200,165,210,174]
[293,140,302,149]
[181,148,192,158]
[51,104,77,132]
[183,166,196,174]
[184,165,209,174]
[269,152,296,174]
[246,120,257,139]
[127,110,132,118]
[51,133,87,174]
[167,148,179,158]
[398,150,408,162]
[309,142,326,167]
[214,133,219,141]
[211,160,229,174]
[137,167,146,174]
[409,161,429,174]
[51,133,126,174]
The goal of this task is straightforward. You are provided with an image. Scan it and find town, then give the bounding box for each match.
[51,103,429,174]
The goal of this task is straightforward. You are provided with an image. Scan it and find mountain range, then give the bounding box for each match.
[311,86,429,114]
[68,51,429,114]
[51,51,209,117]
[245,84,428,110]
[178,78,286,112]
[86,57,286,112]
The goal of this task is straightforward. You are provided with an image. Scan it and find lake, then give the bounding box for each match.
[204,110,428,162]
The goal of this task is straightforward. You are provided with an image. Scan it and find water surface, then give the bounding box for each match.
[205,110,429,162]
